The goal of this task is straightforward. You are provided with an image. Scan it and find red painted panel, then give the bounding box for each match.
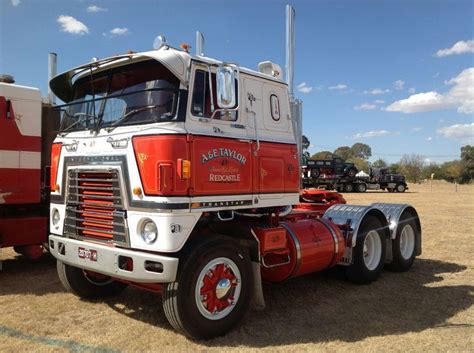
[0,96,41,152]
[190,136,252,196]
[0,216,47,247]
[132,135,190,196]
[252,141,299,194]
[50,143,62,190]
[0,168,40,204]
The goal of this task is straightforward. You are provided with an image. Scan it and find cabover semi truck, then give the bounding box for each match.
[48,6,421,339]
[0,64,60,261]
[302,164,408,193]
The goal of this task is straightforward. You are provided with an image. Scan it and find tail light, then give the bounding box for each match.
[50,143,62,191]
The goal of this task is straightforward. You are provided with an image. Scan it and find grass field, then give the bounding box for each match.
[1,181,473,352]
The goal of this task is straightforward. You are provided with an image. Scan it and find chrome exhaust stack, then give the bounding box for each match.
[48,52,57,105]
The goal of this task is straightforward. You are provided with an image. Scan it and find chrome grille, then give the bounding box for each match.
[64,169,128,244]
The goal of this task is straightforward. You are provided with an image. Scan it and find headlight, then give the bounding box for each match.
[52,208,60,227]
[140,219,158,244]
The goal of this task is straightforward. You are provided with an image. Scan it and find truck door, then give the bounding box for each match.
[185,64,252,197]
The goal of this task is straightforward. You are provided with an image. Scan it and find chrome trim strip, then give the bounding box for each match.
[318,218,340,265]
[280,223,301,278]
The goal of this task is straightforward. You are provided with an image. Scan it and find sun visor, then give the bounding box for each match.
[49,50,189,103]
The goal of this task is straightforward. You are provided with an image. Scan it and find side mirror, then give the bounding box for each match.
[216,65,236,109]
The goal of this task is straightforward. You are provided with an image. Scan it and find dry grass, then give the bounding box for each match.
[1,181,473,352]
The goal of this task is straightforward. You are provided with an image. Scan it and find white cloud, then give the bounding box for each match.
[297,82,313,94]
[374,99,385,104]
[435,39,474,57]
[352,130,392,139]
[57,15,89,35]
[394,80,405,90]
[11,0,20,6]
[110,27,129,36]
[426,137,433,141]
[433,72,440,78]
[329,84,348,90]
[411,127,422,132]
[364,88,390,95]
[87,5,107,12]
[354,103,376,111]
[408,87,416,94]
[385,67,474,114]
[437,123,474,143]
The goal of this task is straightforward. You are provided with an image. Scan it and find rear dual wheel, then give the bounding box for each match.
[345,216,386,284]
[387,214,417,272]
[162,239,253,340]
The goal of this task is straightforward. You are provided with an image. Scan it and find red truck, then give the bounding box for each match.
[0,67,59,261]
[46,6,421,339]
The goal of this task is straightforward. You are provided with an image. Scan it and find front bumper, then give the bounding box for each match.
[49,235,179,283]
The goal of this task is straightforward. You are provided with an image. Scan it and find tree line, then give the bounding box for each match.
[302,136,473,184]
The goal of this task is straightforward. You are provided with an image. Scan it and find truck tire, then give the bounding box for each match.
[396,184,406,192]
[162,238,253,340]
[356,183,367,193]
[344,183,354,192]
[311,168,320,178]
[57,260,127,299]
[345,216,386,284]
[386,215,417,272]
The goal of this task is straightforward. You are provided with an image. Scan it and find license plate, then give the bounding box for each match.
[78,247,98,262]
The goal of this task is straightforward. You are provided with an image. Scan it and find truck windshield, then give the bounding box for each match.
[58,59,180,133]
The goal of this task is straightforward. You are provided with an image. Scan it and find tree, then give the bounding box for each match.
[442,160,463,183]
[389,163,401,174]
[333,146,353,160]
[460,145,474,183]
[347,157,369,173]
[399,154,425,183]
[310,151,334,160]
[371,158,387,169]
[301,135,311,163]
[302,135,310,151]
[351,143,372,160]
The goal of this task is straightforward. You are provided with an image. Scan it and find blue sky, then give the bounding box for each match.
[1,0,473,163]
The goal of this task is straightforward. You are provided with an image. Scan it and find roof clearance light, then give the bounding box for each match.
[180,43,190,52]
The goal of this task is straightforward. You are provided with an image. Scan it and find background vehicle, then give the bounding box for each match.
[47,6,421,339]
[306,156,358,178]
[0,61,60,261]
[302,163,408,193]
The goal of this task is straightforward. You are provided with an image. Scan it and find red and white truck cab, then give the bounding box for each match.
[48,16,421,340]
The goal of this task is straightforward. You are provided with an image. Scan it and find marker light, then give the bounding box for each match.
[180,43,190,52]
[179,159,191,180]
[133,187,143,196]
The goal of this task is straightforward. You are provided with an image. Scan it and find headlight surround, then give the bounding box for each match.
[52,208,60,227]
[140,219,158,244]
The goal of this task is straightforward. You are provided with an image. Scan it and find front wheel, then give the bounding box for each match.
[345,216,386,284]
[57,261,127,299]
[396,183,406,192]
[162,239,253,340]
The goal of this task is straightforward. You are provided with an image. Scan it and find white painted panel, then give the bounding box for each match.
[0,150,20,168]
[20,151,41,169]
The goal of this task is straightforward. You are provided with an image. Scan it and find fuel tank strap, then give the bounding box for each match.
[279,223,301,278]
[318,218,340,267]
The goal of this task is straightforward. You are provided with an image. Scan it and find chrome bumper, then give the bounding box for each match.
[49,235,179,283]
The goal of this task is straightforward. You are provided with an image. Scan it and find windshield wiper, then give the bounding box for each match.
[105,104,162,132]
[59,112,97,136]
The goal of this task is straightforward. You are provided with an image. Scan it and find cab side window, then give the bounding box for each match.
[191,69,238,121]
